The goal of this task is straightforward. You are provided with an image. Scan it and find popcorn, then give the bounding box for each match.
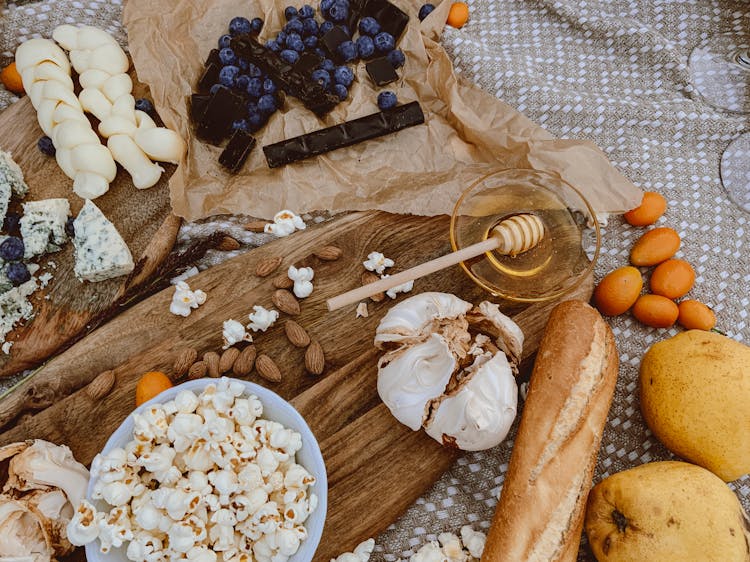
[170,281,207,317]
[223,318,253,349]
[363,251,394,274]
[409,527,487,561]
[264,210,307,237]
[98,506,134,553]
[460,526,486,559]
[331,538,375,562]
[247,305,279,332]
[67,500,101,546]
[287,265,314,298]
[356,302,369,318]
[381,274,414,299]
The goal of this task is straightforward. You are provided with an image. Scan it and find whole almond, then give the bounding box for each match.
[272,273,294,289]
[272,289,300,315]
[173,348,198,380]
[86,370,115,400]
[361,271,385,302]
[256,256,282,277]
[204,351,220,378]
[314,245,342,261]
[219,347,240,373]
[188,361,207,380]
[244,220,269,233]
[256,354,282,383]
[285,320,311,348]
[233,345,257,376]
[305,340,325,375]
[217,236,241,251]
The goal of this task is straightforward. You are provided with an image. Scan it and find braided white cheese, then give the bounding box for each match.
[52,25,186,190]
[15,38,116,199]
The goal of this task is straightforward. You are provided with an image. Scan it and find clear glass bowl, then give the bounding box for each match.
[450,168,601,302]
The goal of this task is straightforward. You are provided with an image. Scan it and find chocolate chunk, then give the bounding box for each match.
[198,62,221,93]
[363,0,409,39]
[205,48,221,67]
[196,85,245,145]
[190,93,211,122]
[219,130,257,173]
[263,101,425,167]
[294,51,324,76]
[231,35,339,116]
[320,26,351,62]
[365,57,398,87]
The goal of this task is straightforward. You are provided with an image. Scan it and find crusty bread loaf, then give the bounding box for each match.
[482,300,619,562]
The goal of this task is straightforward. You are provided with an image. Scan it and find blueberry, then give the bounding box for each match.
[64,216,75,237]
[418,3,435,20]
[311,69,331,90]
[285,18,304,35]
[299,4,315,18]
[246,77,263,98]
[5,262,30,286]
[356,35,375,58]
[280,49,300,64]
[0,237,24,261]
[258,94,277,114]
[377,90,397,110]
[285,32,302,47]
[232,119,250,132]
[284,6,298,20]
[320,0,335,14]
[333,83,348,101]
[219,47,237,66]
[218,34,232,49]
[247,111,265,131]
[262,78,277,95]
[333,65,354,87]
[320,58,336,71]
[328,0,349,22]
[319,21,335,35]
[276,31,288,44]
[229,16,251,36]
[247,63,263,78]
[37,135,55,156]
[236,57,248,71]
[3,212,21,234]
[387,49,406,68]
[209,83,222,95]
[302,18,319,37]
[358,16,380,36]
[219,65,240,87]
[265,39,281,52]
[235,74,251,91]
[303,35,318,49]
[250,17,264,33]
[374,32,395,53]
[337,40,357,62]
[288,37,306,53]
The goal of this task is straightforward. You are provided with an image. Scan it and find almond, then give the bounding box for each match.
[256,256,282,277]
[173,348,198,380]
[272,289,300,315]
[305,340,325,375]
[256,354,282,383]
[361,271,385,302]
[219,347,240,373]
[285,320,311,348]
[244,220,269,233]
[233,345,257,376]
[272,273,294,289]
[86,370,116,400]
[314,245,342,261]
[204,351,220,378]
[188,361,207,380]
[217,236,241,251]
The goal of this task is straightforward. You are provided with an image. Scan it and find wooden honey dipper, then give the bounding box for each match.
[326,213,544,311]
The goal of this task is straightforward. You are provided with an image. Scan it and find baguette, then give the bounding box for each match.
[482,300,619,561]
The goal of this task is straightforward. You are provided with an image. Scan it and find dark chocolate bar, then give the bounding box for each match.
[198,62,220,93]
[294,51,324,76]
[231,35,339,116]
[346,0,371,35]
[363,0,409,39]
[263,101,425,167]
[365,57,398,86]
[190,93,211,122]
[205,48,221,67]
[219,130,257,173]
[320,26,351,63]
[196,85,245,145]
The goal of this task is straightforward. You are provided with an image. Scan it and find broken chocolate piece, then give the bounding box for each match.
[205,48,221,67]
[190,93,211,122]
[219,130,257,173]
[320,26,351,62]
[197,85,245,145]
[263,101,425,168]
[365,57,398,87]
[198,62,221,93]
[294,51,324,76]
[231,35,339,116]
[363,0,409,39]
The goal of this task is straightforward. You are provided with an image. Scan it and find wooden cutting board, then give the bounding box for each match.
[0,211,593,560]
[0,74,179,378]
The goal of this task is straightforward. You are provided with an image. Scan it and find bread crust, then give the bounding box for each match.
[482,300,619,561]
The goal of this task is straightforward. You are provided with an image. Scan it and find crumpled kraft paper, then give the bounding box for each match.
[123,0,642,221]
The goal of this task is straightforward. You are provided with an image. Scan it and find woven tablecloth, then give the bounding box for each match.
[2,0,749,559]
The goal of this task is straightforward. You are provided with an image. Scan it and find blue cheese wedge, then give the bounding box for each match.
[73,200,134,282]
[0,150,29,225]
[0,276,37,346]
[20,198,71,259]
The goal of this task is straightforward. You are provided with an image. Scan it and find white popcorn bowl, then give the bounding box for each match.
[85,377,327,562]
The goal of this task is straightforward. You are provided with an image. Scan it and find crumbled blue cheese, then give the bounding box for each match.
[20,198,70,259]
[0,150,29,225]
[0,276,38,346]
[72,199,134,282]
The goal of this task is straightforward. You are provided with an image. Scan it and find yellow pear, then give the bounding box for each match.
[639,329,750,481]
[585,461,750,562]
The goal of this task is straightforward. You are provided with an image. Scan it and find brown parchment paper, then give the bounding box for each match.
[123,0,642,221]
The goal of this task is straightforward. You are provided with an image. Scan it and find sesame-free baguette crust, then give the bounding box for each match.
[482,300,619,561]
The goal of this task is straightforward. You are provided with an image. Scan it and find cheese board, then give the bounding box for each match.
[0,210,594,560]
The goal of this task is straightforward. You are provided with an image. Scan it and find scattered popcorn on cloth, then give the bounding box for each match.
[264,210,307,237]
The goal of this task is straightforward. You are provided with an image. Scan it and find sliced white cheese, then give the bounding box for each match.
[19,198,70,259]
[72,199,134,282]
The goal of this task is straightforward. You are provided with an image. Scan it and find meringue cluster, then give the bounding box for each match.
[67,378,318,562]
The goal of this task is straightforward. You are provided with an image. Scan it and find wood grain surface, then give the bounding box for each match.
[0,74,178,378]
[0,210,593,559]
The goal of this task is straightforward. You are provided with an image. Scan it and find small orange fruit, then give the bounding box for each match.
[624,192,667,226]
[632,294,679,328]
[678,300,717,331]
[630,227,681,266]
[447,2,470,28]
[593,266,643,316]
[650,259,695,299]
[0,62,24,95]
[135,371,173,407]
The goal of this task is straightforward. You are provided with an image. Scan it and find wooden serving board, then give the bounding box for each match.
[0,211,593,560]
[0,75,179,378]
